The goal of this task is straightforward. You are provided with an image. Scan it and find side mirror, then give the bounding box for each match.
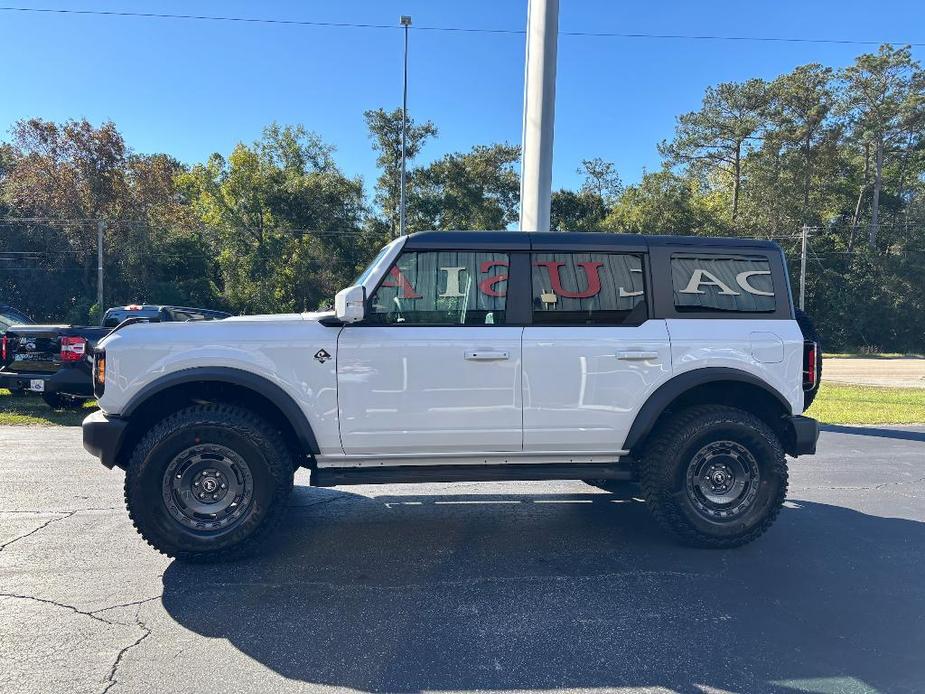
[334,285,366,323]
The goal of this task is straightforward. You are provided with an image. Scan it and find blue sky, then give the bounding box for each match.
[2,1,924,194]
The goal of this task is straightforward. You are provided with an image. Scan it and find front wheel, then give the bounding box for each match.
[124,404,294,561]
[639,405,788,548]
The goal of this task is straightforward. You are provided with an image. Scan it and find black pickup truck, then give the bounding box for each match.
[1,304,230,408]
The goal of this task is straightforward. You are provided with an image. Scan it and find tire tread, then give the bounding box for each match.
[124,403,294,562]
[639,404,788,548]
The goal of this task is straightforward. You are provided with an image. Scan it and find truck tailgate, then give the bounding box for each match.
[1,325,69,374]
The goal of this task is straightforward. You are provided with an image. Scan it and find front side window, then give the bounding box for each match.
[368,251,509,325]
[531,252,647,325]
[671,255,776,313]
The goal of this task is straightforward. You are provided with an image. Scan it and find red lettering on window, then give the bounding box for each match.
[534,260,604,299]
[479,260,509,297]
[380,266,422,299]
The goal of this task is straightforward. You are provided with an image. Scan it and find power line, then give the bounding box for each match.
[0,6,923,47]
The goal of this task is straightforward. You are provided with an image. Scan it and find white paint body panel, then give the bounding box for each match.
[336,326,524,454]
[666,318,805,416]
[97,314,345,455]
[522,320,673,451]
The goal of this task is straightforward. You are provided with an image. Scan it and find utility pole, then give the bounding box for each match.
[799,224,809,311]
[399,15,412,237]
[97,220,105,311]
[519,0,559,232]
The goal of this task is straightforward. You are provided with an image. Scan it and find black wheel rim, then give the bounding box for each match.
[685,440,760,522]
[162,444,254,532]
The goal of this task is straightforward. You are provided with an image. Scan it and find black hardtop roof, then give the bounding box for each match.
[403,230,780,253]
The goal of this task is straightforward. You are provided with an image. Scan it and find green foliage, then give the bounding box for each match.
[176,123,368,313]
[409,144,520,231]
[363,107,437,234]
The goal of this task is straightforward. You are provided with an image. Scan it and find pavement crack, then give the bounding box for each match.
[0,591,115,625]
[100,618,151,694]
[91,596,161,617]
[0,511,76,552]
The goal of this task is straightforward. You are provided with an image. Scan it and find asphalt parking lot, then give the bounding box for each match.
[1,425,924,694]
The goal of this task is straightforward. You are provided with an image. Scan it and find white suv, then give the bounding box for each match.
[83,231,821,560]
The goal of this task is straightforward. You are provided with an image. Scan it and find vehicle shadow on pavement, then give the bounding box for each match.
[821,423,925,443]
[161,487,925,693]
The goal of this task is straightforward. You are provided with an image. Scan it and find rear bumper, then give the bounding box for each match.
[82,410,128,469]
[785,414,819,457]
[0,365,93,397]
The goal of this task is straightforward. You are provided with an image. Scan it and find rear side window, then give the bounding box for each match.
[531,252,647,325]
[671,255,775,313]
[368,250,509,325]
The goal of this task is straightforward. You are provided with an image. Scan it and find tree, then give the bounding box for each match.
[0,118,214,320]
[363,108,437,235]
[840,45,925,247]
[768,65,839,222]
[579,157,623,202]
[409,143,520,231]
[178,123,368,312]
[551,159,622,231]
[603,169,724,235]
[660,79,770,223]
[551,189,608,231]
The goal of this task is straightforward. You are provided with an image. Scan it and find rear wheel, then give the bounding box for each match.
[639,405,787,548]
[124,404,294,561]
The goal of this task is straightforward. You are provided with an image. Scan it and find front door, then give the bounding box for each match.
[522,250,672,453]
[337,248,523,455]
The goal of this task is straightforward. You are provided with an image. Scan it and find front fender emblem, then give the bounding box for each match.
[314,349,332,364]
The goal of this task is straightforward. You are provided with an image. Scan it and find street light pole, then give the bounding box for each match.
[399,15,412,237]
[519,0,559,232]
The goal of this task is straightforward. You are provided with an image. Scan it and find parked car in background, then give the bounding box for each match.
[101,304,231,327]
[1,304,231,409]
[0,305,33,335]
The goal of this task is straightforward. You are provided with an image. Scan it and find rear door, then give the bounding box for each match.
[522,250,672,453]
[337,248,524,456]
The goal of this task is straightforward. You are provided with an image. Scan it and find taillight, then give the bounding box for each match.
[93,351,106,397]
[803,341,818,391]
[1,335,7,361]
[60,336,87,362]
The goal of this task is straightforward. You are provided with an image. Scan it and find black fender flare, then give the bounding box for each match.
[122,366,320,454]
[623,367,793,452]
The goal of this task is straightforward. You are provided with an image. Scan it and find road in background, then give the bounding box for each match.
[825,357,925,388]
[2,425,924,693]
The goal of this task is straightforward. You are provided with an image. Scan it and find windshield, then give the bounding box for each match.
[0,307,32,332]
[352,243,393,287]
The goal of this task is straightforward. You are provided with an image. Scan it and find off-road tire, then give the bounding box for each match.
[639,405,788,548]
[124,404,294,562]
[41,392,89,410]
[795,307,823,409]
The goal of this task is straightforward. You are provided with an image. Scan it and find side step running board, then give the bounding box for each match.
[312,463,635,487]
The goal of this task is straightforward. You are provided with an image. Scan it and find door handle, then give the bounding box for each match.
[617,351,659,361]
[465,350,510,361]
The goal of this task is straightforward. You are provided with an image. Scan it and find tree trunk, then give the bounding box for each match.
[848,142,870,253]
[868,137,884,249]
[732,144,741,224]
